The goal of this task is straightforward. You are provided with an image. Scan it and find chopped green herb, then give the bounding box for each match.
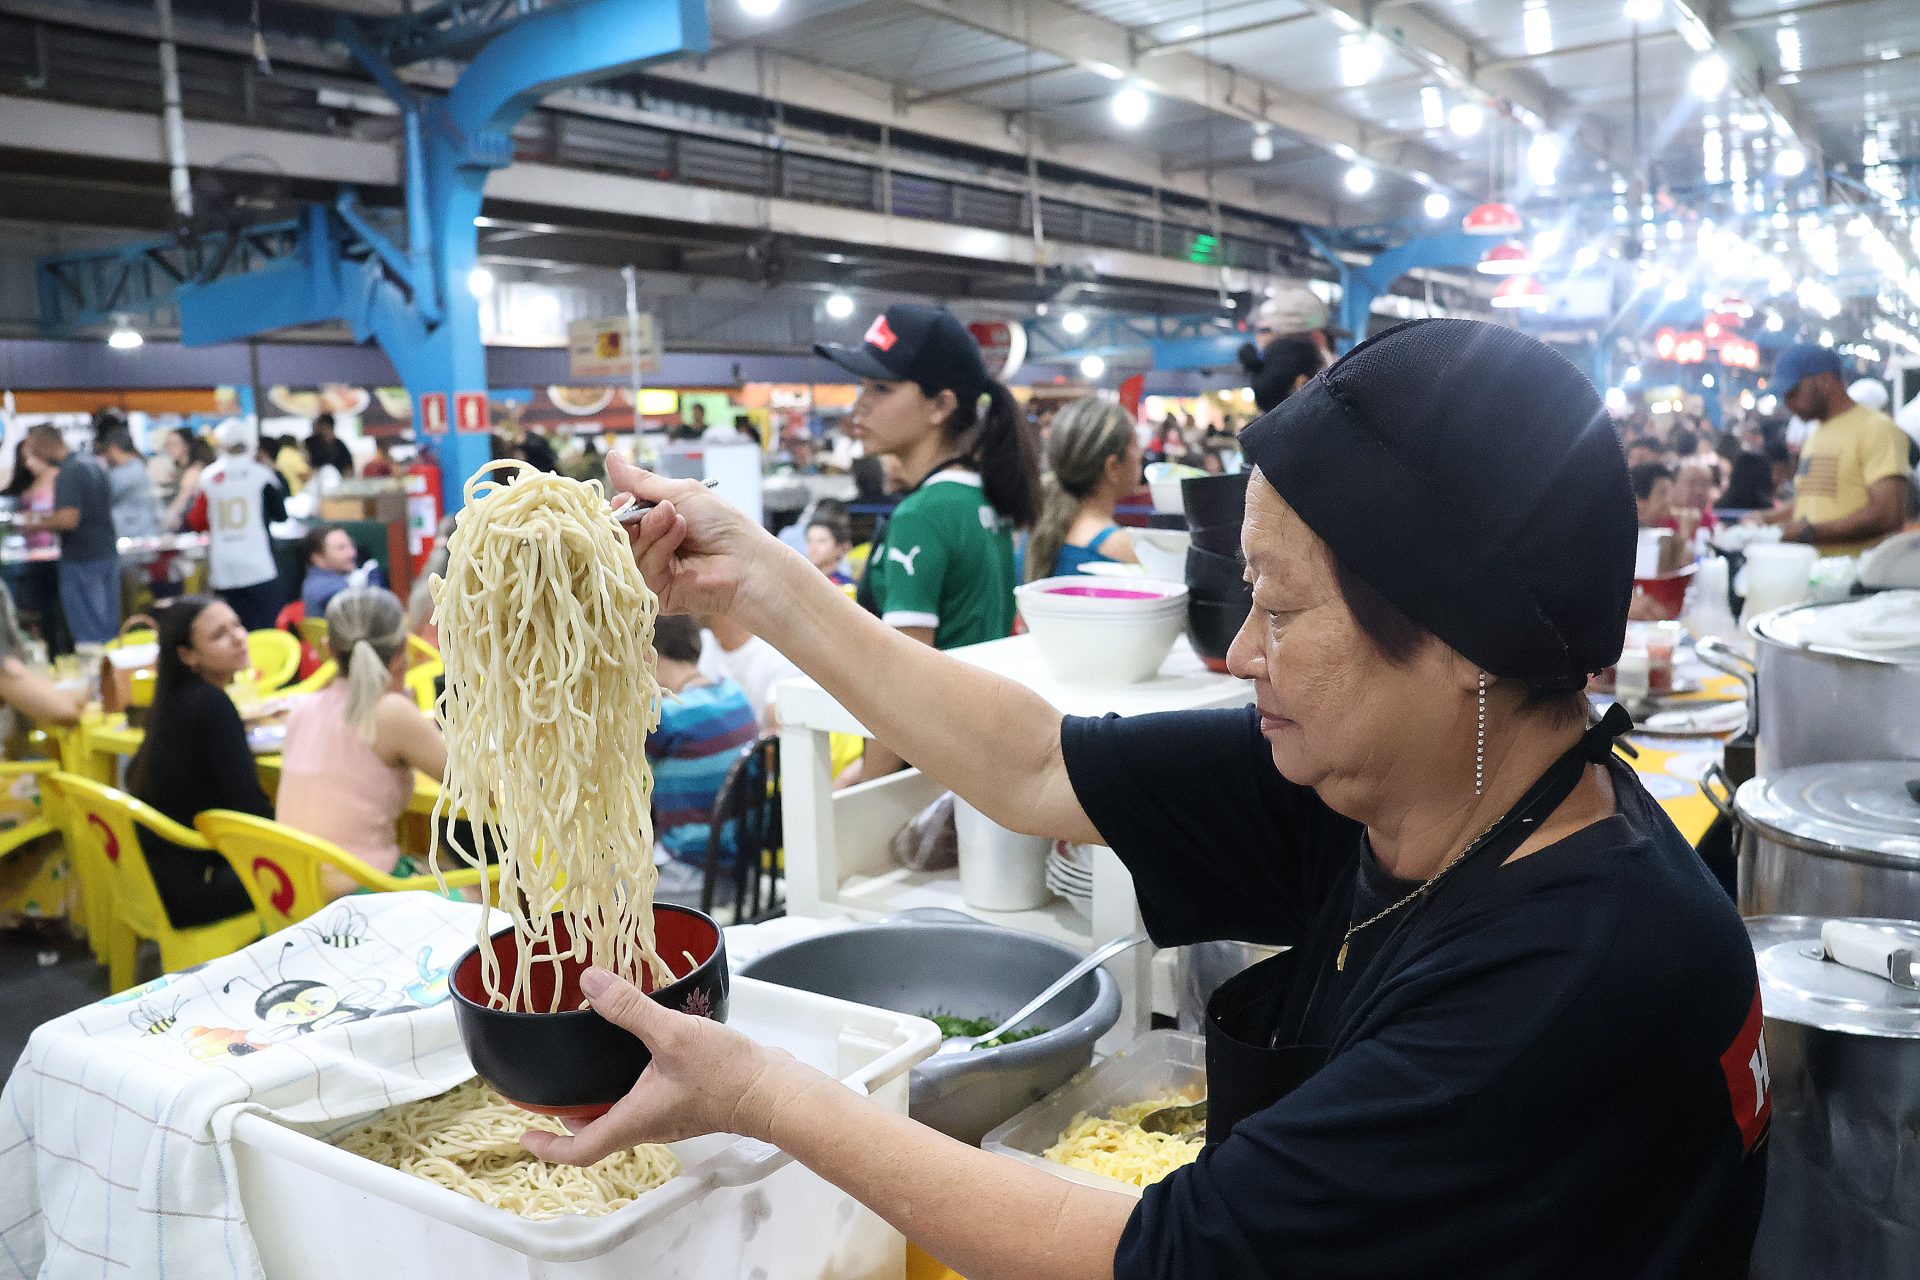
[922,1011,1049,1049]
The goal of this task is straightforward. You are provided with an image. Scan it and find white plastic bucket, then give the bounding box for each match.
[953,796,1051,912]
[230,978,938,1280]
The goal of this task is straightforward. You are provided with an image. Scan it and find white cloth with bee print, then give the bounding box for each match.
[0,893,504,1280]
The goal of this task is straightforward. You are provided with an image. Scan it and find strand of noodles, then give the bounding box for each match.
[429,459,669,1008]
[337,1079,680,1219]
[1041,1095,1204,1189]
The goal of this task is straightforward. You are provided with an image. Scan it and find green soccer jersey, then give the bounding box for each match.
[865,471,1017,650]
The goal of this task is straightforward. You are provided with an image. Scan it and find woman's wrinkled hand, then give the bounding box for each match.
[518,967,830,1166]
[605,452,779,620]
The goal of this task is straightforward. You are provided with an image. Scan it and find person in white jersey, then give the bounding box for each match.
[200,418,288,631]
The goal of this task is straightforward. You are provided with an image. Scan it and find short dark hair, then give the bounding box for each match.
[1668,428,1698,457]
[301,524,344,564]
[807,514,851,546]
[1628,462,1674,501]
[1763,439,1793,466]
[96,424,137,456]
[314,414,335,432]
[652,613,702,664]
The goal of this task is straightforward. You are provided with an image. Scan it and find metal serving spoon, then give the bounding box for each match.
[1137,1098,1207,1138]
[612,477,719,524]
[936,931,1150,1054]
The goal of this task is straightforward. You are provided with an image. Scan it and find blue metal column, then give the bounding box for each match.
[177,0,710,510]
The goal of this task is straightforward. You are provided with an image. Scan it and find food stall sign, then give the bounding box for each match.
[569,314,662,379]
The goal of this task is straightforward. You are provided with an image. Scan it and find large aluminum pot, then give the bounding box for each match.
[1720,761,1920,919]
[1700,601,1920,773]
[1175,939,1283,1032]
[1748,915,1920,1280]
[738,916,1121,1144]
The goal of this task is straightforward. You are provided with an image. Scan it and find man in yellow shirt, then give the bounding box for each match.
[1772,344,1912,555]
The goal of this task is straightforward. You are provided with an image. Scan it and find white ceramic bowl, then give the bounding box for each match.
[1132,528,1191,582]
[1015,577,1189,687]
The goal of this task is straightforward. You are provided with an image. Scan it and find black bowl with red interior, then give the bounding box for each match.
[451,903,728,1122]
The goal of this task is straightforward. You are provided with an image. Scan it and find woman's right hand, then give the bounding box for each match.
[606,453,784,620]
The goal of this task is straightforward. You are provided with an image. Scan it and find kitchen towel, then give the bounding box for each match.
[0,893,499,1280]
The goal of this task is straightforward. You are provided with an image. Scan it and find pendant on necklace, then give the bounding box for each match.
[1336,940,1349,972]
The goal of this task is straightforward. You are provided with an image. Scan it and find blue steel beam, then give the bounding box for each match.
[173,0,710,509]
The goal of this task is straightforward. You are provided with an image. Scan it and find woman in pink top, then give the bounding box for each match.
[276,587,446,899]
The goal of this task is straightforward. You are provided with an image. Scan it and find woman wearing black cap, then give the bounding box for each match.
[814,303,1039,784]
[541,320,1766,1280]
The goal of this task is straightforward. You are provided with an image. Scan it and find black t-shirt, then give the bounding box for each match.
[304,436,354,475]
[52,456,118,562]
[1061,705,1768,1280]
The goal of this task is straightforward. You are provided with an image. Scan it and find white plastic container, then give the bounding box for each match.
[230,977,939,1280]
[1015,577,1188,687]
[981,1029,1206,1198]
[954,795,1052,911]
[1131,528,1190,582]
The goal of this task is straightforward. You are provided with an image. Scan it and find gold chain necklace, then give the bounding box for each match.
[1336,818,1504,972]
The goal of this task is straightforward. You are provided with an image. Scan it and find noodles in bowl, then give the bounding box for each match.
[430,460,727,1116]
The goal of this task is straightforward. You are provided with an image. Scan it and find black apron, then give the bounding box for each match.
[1203,705,1635,1146]
[853,456,972,618]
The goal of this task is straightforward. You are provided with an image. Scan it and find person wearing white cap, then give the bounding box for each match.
[198,418,288,630]
[1238,283,1335,415]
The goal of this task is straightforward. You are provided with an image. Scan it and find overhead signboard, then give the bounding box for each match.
[568,314,662,380]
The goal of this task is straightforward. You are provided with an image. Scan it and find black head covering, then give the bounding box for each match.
[1237,318,1634,691]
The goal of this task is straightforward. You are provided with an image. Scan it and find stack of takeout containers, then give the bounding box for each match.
[1015,577,1189,686]
[1179,473,1253,672]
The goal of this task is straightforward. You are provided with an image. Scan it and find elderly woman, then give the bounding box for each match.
[533,321,1766,1279]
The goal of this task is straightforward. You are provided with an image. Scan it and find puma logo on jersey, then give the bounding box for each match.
[887,545,923,576]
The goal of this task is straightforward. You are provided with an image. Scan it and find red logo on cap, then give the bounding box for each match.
[865,315,898,352]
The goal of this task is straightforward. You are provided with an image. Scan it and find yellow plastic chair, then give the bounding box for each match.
[846,541,872,579]
[40,773,262,992]
[248,629,302,691]
[194,810,499,935]
[286,660,337,696]
[0,760,61,859]
[406,634,439,668]
[404,660,443,713]
[28,727,110,959]
[295,616,329,652]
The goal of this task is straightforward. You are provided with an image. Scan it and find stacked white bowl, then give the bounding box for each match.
[1015,577,1190,686]
[1132,527,1190,582]
[1045,841,1094,919]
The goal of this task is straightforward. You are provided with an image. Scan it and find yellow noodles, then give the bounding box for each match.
[337,1079,680,1219]
[1042,1095,1204,1188]
[429,460,668,1007]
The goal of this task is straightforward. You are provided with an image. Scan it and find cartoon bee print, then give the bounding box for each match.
[127,994,186,1036]
[311,904,369,950]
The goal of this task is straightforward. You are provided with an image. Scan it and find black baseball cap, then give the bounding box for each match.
[814,304,990,401]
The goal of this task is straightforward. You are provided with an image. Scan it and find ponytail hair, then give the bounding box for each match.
[325,587,408,745]
[944,378,1040,530]
[1023,398,1137,583]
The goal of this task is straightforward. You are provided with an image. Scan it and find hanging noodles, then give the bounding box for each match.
[337,1079,680,1219]
[430,459,669,1008]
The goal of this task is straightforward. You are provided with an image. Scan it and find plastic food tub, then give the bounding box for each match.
[981,1029,1205,1198]
[1014,577,1189,686]
[230,977,939,1280]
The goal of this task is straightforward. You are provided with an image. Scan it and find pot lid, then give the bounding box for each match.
[1754,593,1920,663]
[1748,915,1920,1038]
[1734,761,1920,865]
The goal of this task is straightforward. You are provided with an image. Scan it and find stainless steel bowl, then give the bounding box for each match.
[738,920,1122,1144]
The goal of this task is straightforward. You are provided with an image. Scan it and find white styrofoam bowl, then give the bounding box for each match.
[1147,479,1184,515]
[1015,577,1189,686]
[1132,528,1190,582]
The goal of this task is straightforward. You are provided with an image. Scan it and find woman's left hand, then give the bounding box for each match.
[519,967,830,1164]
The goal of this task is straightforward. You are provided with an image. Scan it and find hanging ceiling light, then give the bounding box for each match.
[1339,35,1382,88]
[1420,86,1446,132]
[1080,354,1107,379]
[1689,55,1729,99]
[1250,123,1274,163]
[1461,202,1523,236]
[1448,102,1485,137]
[1623,0,1662,20]
[1477,240,1537,275]
[1774,148,1807,177]
[1423,192,1451,220]
[1344,163,1376,195]
[1489,275,1549,310]
[467,267,495,297]
[1061,310,1089,335]
[1110,86,1151,128]
[825,292,855,319]
[1527,134,1562,186]
[107,323,143,350]
[739,0,782,16]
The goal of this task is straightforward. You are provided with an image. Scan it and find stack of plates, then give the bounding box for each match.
[1045,842,1093,919]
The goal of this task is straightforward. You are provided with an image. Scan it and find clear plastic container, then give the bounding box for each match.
[980,1028,1205,1198]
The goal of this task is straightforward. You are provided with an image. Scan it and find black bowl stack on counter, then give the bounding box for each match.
[1179,472,1252,669]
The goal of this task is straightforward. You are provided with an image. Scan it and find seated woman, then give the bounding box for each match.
[276,587,446,899]
[1022,399,1142,582]
[127,597,268,927]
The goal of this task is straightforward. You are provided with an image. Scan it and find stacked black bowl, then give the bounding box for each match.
[1179,473,1253,670]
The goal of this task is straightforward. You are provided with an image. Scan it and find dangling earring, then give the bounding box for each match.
[1474,672,1487,797]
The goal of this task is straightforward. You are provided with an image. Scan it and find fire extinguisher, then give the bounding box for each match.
[403,454,444,575]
